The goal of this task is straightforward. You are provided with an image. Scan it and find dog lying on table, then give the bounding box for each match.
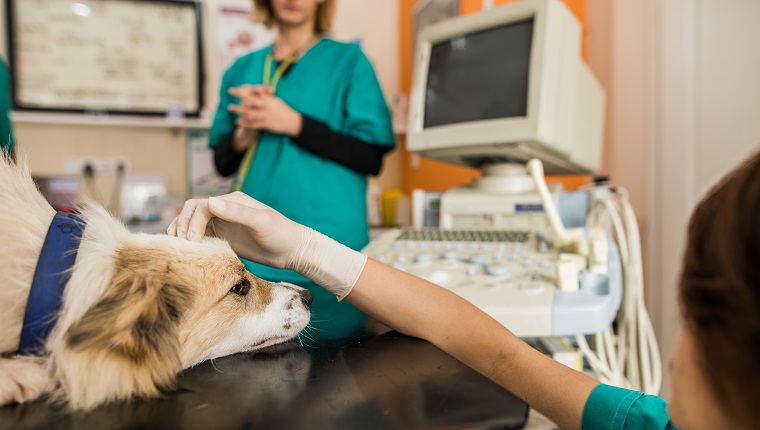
[0,156,312,411]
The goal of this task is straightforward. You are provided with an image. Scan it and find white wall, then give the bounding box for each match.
[333,0,399,104]
[651,0,760,399]
[587,0,760,400]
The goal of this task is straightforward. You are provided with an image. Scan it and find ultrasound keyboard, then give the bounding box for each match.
[362,228,622,337]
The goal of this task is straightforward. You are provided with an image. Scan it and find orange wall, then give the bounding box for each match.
[399,0,591,193]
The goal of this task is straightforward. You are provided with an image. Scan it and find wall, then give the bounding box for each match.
[332,0,402,191]
[651,0,760,399]
[593,0,760,400]
[0,0,400,196]
[585,0,656,345]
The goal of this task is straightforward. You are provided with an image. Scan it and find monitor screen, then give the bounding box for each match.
[424,18,534,129]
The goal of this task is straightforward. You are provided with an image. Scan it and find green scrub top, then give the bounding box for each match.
[0,58,15,153]
[582,384,676,430]
[209,38,395,342]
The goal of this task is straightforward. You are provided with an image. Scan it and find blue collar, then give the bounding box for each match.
[19,212,86,355]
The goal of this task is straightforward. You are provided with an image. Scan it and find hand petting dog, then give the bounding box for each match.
[169,192,366,301]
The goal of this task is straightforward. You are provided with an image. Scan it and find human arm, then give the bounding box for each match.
[212,132,248,177]
[208,66,256,177]
[293,115,393,176]
[228,85,392,176]
[348,260,599,430]
[168,194,599,429]
[291,46,397,176]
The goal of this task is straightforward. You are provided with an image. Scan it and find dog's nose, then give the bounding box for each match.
[299,289,314,308]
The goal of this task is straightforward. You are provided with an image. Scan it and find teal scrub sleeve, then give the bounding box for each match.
[0,59,15,153]
[582,384,677,430]
[208,65,238,150]
[343,47,395,148]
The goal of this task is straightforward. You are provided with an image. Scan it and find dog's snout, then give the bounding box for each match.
[299,289,314,308]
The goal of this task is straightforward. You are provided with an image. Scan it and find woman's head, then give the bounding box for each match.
[253,0,336,35]
[669,151,760,429]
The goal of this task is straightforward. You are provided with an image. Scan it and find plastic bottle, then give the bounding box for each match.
[367,183,382,227]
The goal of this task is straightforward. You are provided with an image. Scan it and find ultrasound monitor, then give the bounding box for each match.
[424,19,533,129]
[407,0,605,176]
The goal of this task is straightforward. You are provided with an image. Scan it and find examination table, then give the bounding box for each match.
[0,330,529,430]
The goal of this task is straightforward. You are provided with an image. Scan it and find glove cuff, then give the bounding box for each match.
[291,227,367,300]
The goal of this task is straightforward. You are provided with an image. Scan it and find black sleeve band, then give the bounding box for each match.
[293,115,393,176]
[213,135,247,178]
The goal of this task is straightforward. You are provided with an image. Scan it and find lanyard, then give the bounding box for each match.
[233,51,296,192]
[263,52,296,89]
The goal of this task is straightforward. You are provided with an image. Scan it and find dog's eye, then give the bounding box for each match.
[230,279,251,296]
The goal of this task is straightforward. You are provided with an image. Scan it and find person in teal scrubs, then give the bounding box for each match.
[174,150,760,428]
[0,57,16,159]
[209,0,394,342]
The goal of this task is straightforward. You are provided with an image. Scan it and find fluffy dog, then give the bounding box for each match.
[0,156,312,411]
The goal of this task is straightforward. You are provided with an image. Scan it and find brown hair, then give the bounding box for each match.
[252,0,336,35]
[679,151,760,425]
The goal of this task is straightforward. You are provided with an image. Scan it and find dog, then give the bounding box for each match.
[0,155,313,411]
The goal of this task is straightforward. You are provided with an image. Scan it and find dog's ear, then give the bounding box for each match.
[58,261,193,410]
[66,274,191,363]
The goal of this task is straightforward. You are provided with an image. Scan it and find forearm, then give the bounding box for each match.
[293,116,392,176]
[213,136,245,177]
[233,126,258,152]
[347,259,599,430]
[212,127,256,177]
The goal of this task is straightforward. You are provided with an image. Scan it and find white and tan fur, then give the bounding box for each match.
[0,156,312,410]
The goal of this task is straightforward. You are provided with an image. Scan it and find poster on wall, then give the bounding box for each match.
[217,5,276,71]
[186,132,234,198]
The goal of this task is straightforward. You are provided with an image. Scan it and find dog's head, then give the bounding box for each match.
[47,205,312,410]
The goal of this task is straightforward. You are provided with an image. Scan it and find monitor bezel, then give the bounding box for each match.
[407,0,553,153]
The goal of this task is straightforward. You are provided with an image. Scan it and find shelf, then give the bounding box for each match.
[11,111,211,130]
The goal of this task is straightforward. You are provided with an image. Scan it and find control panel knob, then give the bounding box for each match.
[423,270,453,285]
[467,265,479,277]
[391,259,407,270]
[443,251,459,260]
[415,253,433,263]
[485,264,510,277]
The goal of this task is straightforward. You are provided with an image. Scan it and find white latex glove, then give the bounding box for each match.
[167,192,366,300]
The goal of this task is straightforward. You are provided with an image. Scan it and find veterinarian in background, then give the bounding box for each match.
[173,152,760,430]
[0,57,15,160]
[208,0,395,342]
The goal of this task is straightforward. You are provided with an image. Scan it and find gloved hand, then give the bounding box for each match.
[167,192,366,300]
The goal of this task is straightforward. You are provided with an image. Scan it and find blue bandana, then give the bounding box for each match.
[19,212,85,355]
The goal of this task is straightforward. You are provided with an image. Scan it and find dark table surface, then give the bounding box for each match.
[0,330,528,430]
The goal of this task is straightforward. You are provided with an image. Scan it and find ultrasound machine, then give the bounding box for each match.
[364,0,662,395]
[365,0,615,338]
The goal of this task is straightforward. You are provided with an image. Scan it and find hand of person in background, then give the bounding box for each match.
[227,85,267,152]
[228,85,303,138]
[167,192,365,300]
